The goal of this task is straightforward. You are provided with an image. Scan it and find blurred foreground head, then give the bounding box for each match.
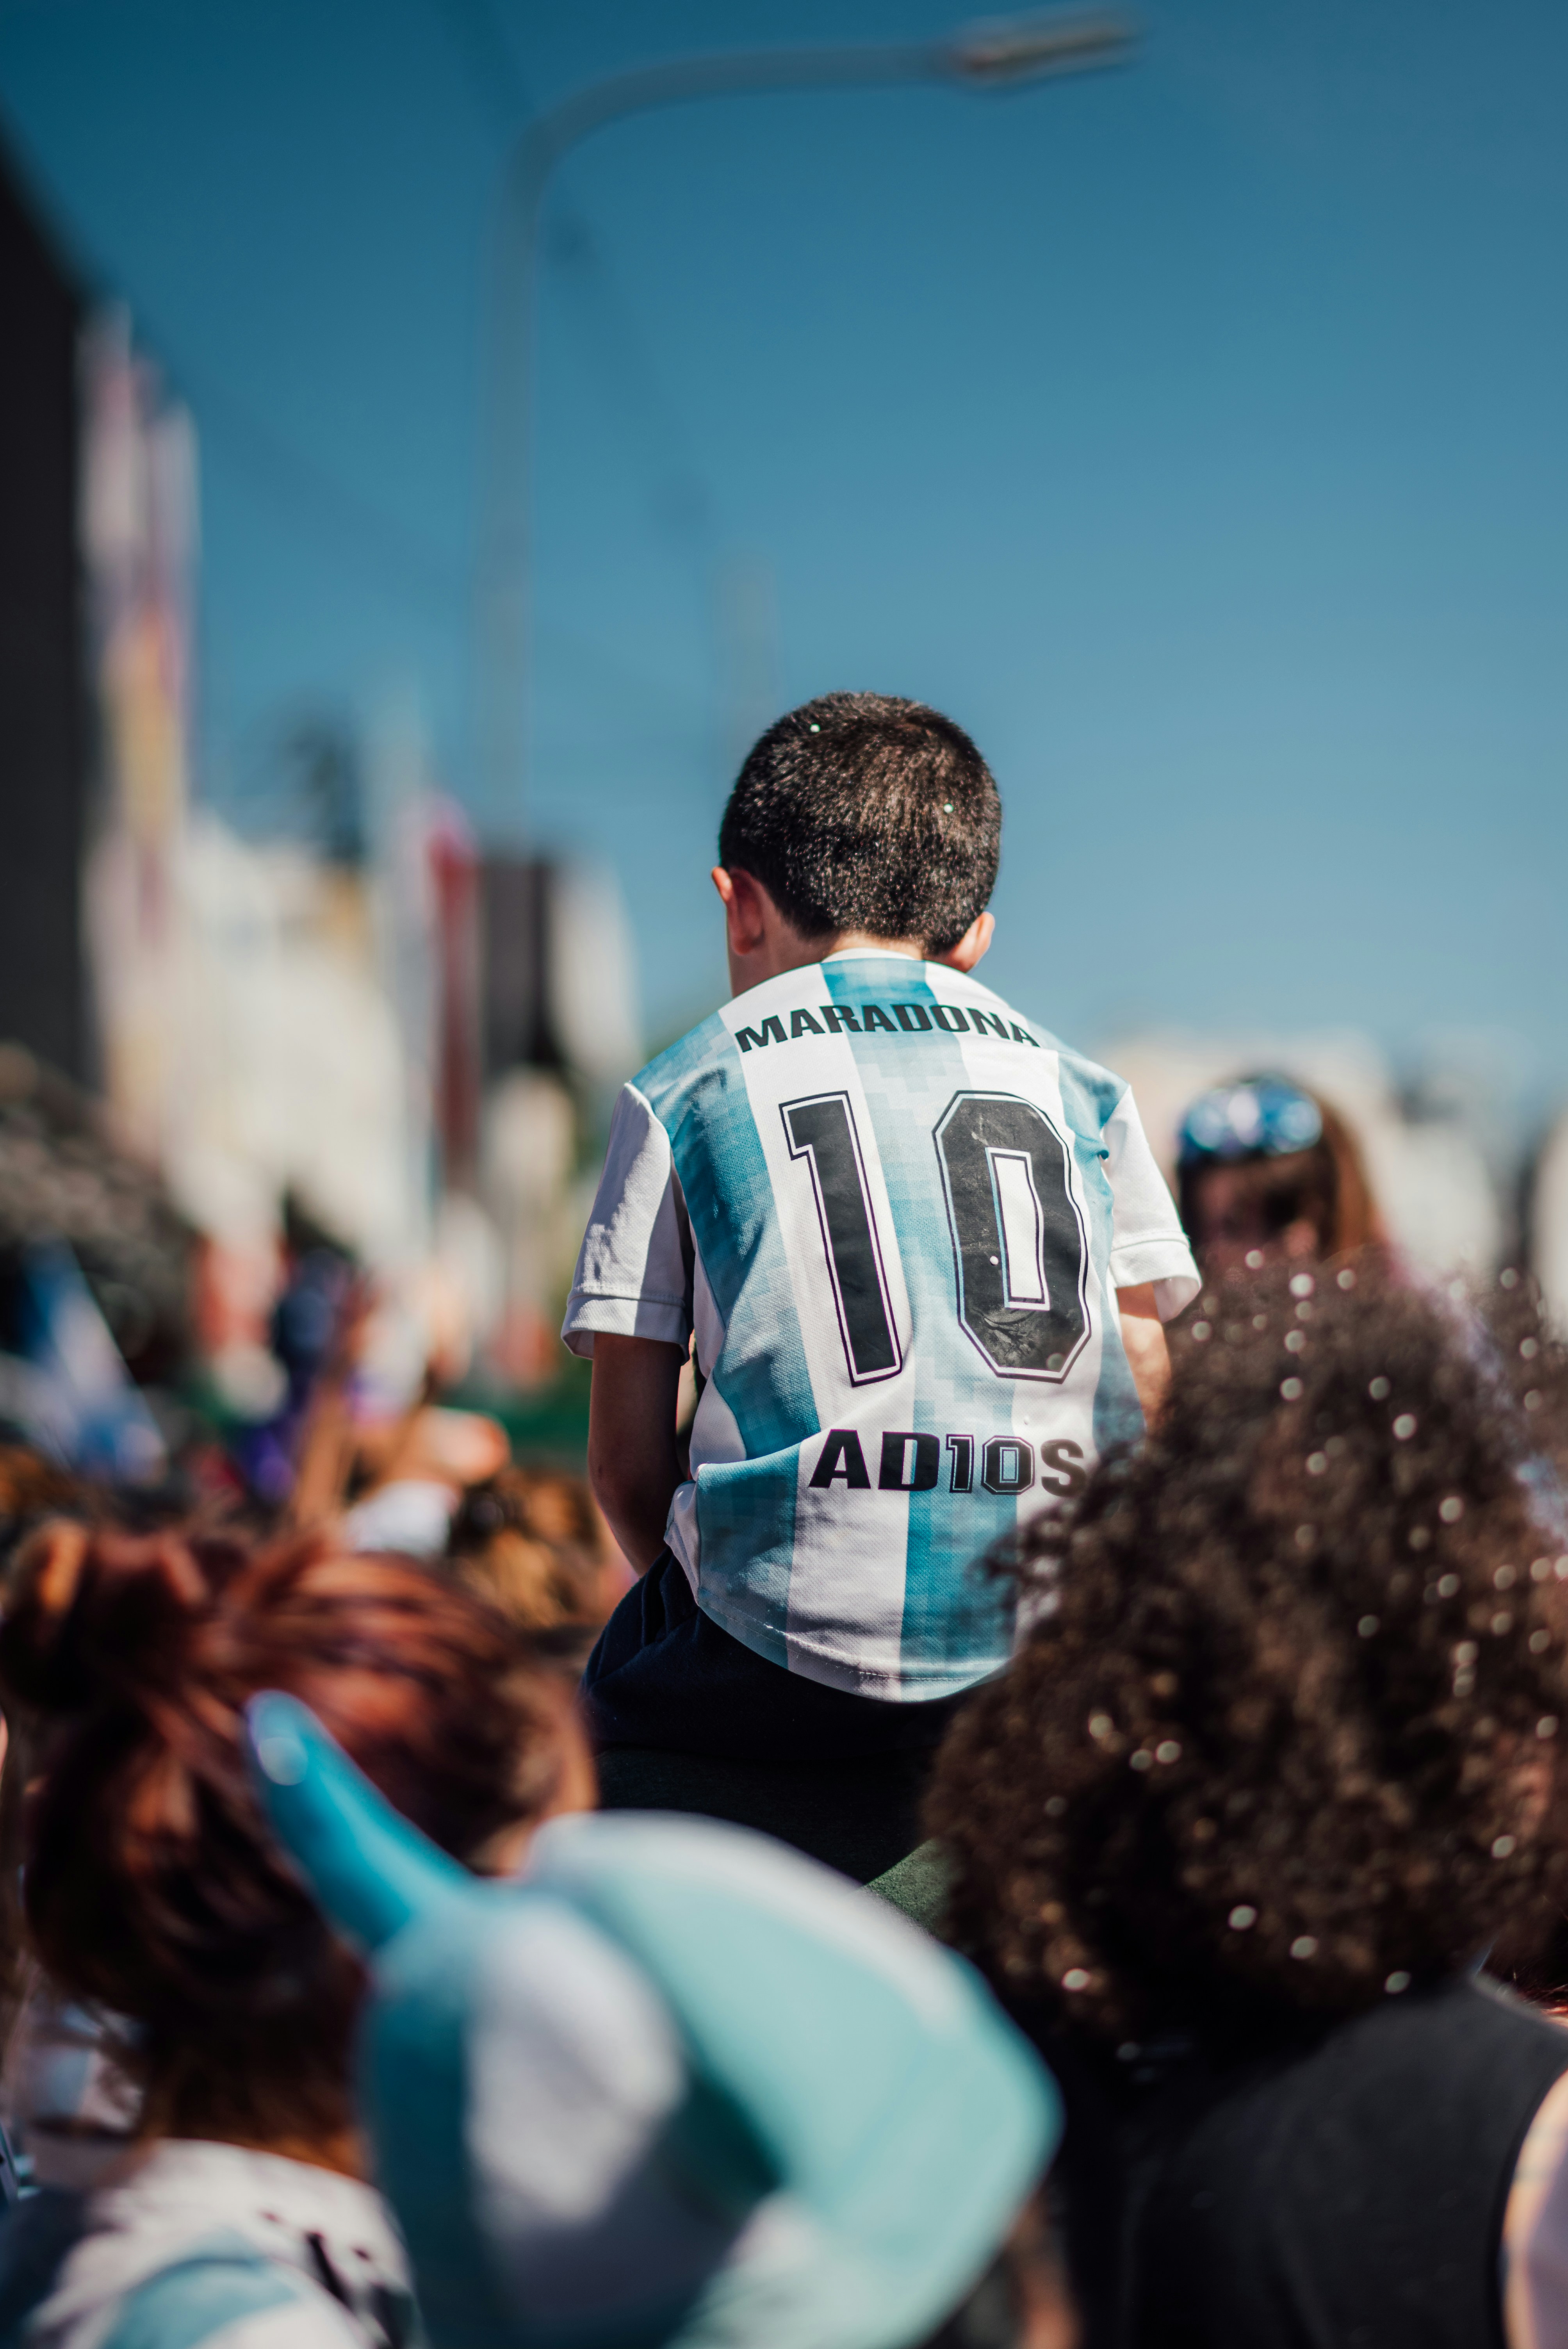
[244,1695,1064,2349]
[0,1528,584,2144]
[932,1265,1568,2037]
[1177,1075,1382,1274]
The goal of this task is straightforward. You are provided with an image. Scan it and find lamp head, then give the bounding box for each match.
[945,8,1137,86]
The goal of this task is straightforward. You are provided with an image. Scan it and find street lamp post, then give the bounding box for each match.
[478,9,1136,831]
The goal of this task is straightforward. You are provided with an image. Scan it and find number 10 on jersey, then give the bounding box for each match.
[782,1089,1090,1385]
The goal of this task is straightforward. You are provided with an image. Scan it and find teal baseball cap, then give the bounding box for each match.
[245,1691,1060,2349]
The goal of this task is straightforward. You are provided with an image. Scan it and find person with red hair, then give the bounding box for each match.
[0,1520,1065,2349]
[0,1523,587,2346]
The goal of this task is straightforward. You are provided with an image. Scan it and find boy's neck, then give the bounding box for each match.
[729,927,921,997]
[713,866,994,999]
[788,927,921,974]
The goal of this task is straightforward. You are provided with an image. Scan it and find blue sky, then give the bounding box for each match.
[0,0,1563,1089]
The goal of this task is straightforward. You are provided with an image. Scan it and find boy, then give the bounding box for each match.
[563,693,1197,1801]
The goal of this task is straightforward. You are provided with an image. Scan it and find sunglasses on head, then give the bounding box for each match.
[1178,1077,1324,1168]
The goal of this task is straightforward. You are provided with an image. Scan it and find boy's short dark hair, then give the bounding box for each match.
[718,692,1001,955]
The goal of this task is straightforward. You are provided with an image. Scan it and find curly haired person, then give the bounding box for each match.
[929,1265,1568,2349]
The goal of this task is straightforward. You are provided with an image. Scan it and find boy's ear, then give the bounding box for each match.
[932,911,994,974]
[712,866,770,958]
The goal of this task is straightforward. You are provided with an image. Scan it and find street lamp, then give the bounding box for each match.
[479,9,1137,830]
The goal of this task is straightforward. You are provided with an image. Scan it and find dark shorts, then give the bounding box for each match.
[581,1549,964,1764]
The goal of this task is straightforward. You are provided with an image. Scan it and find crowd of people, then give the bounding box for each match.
[0,694,1561,2349]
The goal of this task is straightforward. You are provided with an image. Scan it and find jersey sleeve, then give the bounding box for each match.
[561,1084,693,1357]
[1104,1085,1201,1321]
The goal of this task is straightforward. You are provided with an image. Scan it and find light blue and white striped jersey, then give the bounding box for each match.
[0,2140,417,2349]
[563,952,1197,1699]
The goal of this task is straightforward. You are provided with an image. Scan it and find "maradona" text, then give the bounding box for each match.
[736,1004,1039,1053]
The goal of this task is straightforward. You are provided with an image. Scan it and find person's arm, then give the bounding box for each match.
[561,1087,695,1548]
[1117,1283,1171,1426]
[587,1334,687,1572]
[1503,2061,1568,2349]
[1101,1079,1197,1428]
[285,1277,375,1530]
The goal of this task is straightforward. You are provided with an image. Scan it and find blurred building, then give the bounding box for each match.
[0,165,201,1470]
[1530,1112,1568,1337]
[478,855,640,1384]
[0,142,91,1082]
[81,310,200,1169]
[164,819,416,1265]
[1,139,638,1413]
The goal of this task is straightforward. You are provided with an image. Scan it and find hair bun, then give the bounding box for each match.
[0,1521,212,1716]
